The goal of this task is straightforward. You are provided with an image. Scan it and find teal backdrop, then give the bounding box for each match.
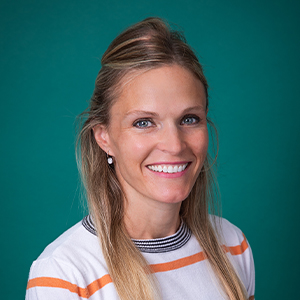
[1,0,299,298]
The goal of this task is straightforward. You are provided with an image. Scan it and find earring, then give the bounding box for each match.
[107,151,113,165]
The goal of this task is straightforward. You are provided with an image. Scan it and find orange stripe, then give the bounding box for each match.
[27,236,248,297]
[27,277,89,298]
[151,235,248,273]
[226,236,248,255]
[85,275,113,296]
[26,274,112,298]
[150,251,207,273]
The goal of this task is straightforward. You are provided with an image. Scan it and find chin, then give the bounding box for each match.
[154,190,190,204]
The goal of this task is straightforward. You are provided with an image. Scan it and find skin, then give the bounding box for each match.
[94,64,208,239]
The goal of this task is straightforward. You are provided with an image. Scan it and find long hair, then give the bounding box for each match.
[76,17,247,300]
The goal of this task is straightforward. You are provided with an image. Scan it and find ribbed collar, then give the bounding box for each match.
[82,215,191,253]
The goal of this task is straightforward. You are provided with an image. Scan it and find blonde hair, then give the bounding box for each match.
[76,17,247,300]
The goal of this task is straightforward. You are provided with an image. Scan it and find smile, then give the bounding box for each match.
[147,163,188,173]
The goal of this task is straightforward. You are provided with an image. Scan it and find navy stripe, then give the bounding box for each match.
[82,215,191,253]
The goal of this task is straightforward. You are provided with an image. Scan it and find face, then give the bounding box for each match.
[94,65,208,209]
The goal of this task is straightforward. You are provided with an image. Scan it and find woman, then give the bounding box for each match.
[26,17,255,300]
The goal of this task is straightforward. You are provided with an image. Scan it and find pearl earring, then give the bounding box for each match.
[107,151,113,165]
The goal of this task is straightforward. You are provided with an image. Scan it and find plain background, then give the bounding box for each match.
[1,0,299,298]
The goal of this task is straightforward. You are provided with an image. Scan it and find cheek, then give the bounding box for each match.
[192,131,209,157]
[111,134,152,165]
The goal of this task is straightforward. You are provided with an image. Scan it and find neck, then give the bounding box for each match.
[124,200,181,240]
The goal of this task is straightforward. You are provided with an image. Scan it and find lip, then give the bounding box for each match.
[146,162,191,178]
[147,161,189,166]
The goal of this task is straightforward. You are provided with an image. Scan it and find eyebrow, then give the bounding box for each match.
[125,106,206,117]
[181,105,206,113]
[125,110,159,117]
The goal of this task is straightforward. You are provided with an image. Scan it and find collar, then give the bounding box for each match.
[82,215,191,253]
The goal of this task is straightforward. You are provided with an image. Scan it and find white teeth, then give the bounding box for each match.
[147,163,188,173]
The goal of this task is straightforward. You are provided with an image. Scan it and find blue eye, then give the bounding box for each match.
[133,119,153,128]
[181,115,200,125]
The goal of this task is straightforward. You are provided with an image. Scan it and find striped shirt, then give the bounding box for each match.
[26,216,255,299]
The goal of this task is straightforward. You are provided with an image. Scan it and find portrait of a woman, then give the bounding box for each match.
[25,17,255,300]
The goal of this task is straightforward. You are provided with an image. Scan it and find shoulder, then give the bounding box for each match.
[210,215,255,298]
[210,215,246,247]
[26,218,116,299]
[28,219,101,279]
[35,218,99,262]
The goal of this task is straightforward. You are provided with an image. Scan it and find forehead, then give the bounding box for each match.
[112,65,207,112]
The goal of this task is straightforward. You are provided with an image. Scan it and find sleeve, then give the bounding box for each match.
[25,257,88,300]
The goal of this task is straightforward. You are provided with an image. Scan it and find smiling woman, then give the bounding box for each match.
[25,17,255,300]
[93,65,209,227]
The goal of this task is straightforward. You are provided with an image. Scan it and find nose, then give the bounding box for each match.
[157,124,186,154]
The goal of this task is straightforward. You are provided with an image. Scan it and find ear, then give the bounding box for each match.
[93,124,112,154]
